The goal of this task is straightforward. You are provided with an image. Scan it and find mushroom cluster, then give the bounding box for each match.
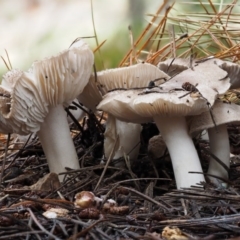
[2,39,239,189]
[159,58,240,187]
[97,57,239,189]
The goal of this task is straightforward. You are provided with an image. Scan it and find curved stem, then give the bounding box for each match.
[207,124,229,185]
[154,116,205,189]
[37,105,80,181]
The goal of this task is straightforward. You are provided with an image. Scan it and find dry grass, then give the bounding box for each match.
[120,0,240,66]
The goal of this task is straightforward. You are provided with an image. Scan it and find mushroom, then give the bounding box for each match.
[97,89,207,188]
[78,63,169,164]
[97,61,231,189]
[0,39,94,180]
[158,57,240,90]
[188,100,240,186]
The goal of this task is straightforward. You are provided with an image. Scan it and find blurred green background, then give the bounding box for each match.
[0,0,237,77]
[0,0,160,76]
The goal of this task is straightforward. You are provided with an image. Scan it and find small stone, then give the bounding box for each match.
[30,172,61,191]
[43,208,69,219]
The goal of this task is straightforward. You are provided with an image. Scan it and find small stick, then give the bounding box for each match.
[5,49,12,70]
[168,24,176,58]
[94,135,119,192]
[0,133,11,185]
[128,25,134,65]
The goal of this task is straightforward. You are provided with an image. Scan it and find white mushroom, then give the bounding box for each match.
[188,101,240,186]
[0,39,94,180]
[159,57,240,90]
[78,63,169,164]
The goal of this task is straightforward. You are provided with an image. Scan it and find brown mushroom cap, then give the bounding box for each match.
[187,100,240,135]
[148,134,167,159]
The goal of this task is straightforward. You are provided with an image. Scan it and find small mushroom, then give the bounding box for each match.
[0,39,94,180]
[188,101,240,186]
[78,63,169,164]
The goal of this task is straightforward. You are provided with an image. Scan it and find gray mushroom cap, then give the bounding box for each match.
[213,59,240,89]
[158,59,231,106]
[97,88,209,123]
[95,62,169,93]
[159,57,240,91]
[98,58,232,123]
[187,100,240,135]
[97,90,152,123]
[78,62,169,111]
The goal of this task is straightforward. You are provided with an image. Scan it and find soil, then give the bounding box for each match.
[1,110,240,240]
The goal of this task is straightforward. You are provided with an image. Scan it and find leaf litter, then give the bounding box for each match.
[1,0,240,239]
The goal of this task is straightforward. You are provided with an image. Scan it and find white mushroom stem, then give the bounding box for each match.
[104,114,141,167]
[154,116,205,189]
[37,104,79,181]
[207,124,230,185]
